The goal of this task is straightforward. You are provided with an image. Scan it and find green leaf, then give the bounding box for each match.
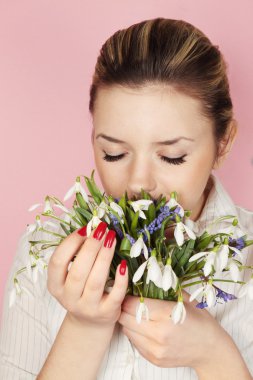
[60,223,71,236]
[76,192,89,210]
[155,195,167,211]
[147,203,156,223]
[119,237,132,252]
[84,170,102,205]
[75,207,92,221]
[118,194,127,213]
[130,211,139,239]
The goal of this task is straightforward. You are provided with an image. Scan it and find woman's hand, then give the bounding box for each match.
[47,221,128,330]
[117,290,236,370]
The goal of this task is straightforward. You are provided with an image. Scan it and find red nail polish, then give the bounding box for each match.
[119,259,127,275]
[104,230,116,248]
[77,225,87,236]
[93,221,107,240]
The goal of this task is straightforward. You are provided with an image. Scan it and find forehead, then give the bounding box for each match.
[93,85,212,138]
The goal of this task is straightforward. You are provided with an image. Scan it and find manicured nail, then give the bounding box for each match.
[104,230,116,248]
[119,259,127,275]
[93,221,107,240]
[77,225,87,236]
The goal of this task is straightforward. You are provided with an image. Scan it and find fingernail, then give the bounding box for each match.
[93,221,107,240]
[104,230,116,248]
[119,259,127,275]
[77,225,87,236]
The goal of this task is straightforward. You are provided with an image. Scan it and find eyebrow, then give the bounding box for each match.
[96,133,194,145]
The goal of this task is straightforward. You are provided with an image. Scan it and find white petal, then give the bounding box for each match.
[28,203,42,212]
[162,265,173,291]
[130,236,143,258]
[180,303,187,324]
[148,257,163,288]
[217,245,229,272]
[171,302,183,324]
[205,285,216,307]
[174,223,184,247]
[171,270,178,290]
[230,246,243,259]
[136,303,145,324]
[132,261,148,283]
[139,210,147,219]
[189,286,204,302]
[110,202,124,217]
[142,242,149,260]
[189,252,208,262]
[229,262,240,282]
[184,224,196,240]
[63,184,76,202]
[86,220,92,237]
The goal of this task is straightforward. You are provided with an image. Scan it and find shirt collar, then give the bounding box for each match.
[186,172,239,235]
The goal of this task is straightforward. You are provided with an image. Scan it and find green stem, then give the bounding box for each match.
[41,213,73,226]
[182,278,246,288]
[38,228,66,239]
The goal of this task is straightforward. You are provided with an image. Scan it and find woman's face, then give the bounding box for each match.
[91,85,218,221]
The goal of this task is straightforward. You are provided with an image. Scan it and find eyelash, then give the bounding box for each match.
[102,152,187,165]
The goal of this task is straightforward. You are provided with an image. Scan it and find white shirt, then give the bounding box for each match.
[1,173,253,379]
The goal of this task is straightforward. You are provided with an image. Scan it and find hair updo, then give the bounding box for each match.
[89,17,236,158]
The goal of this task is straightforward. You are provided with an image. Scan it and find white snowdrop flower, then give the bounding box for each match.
[171,300,186,324]
[130,235,148,260]
[215,243,229,273]
[237,278,253,300]
[25,215,42,235]
[162,261,178,291]
[86,215,104,237]
[9,279,33,308]
[132,255,163,288]
[189,282,216,307]
[63,176,89,203]
[227,259,240,283]
[136,297,149,324]
[129,200,153,220]
[53,204,72,214]
[28,203,42,212]
[174,221,196,247]
[110,202,125,223]
[165,196,184,218]
[31,258,48,284]
[96,201,108,219]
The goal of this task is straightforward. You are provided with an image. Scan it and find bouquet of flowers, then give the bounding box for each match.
[10,170,253,325]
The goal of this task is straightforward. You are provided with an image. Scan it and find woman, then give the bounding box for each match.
[1,18,253,380]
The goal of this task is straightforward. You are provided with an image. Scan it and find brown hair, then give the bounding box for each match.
[89,17,236,158]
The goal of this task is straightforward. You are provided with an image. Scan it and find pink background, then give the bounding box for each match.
[0,0,252,314]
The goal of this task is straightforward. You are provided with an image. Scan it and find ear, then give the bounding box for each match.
[213,120,238,170]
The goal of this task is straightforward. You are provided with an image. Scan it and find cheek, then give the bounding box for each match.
[165,148,215,210]
[93,154,128,197]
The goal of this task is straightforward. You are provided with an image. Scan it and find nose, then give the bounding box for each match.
[126,156,157,199]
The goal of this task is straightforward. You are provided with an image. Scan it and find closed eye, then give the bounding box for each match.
[102,152,187,165]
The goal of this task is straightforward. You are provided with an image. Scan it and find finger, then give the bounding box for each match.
[121,296,177,321]
[104,260,129,310]
[63,222,108,301]
[118,311,159,341]
[82,230,117,304]
[47,225,89,295]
